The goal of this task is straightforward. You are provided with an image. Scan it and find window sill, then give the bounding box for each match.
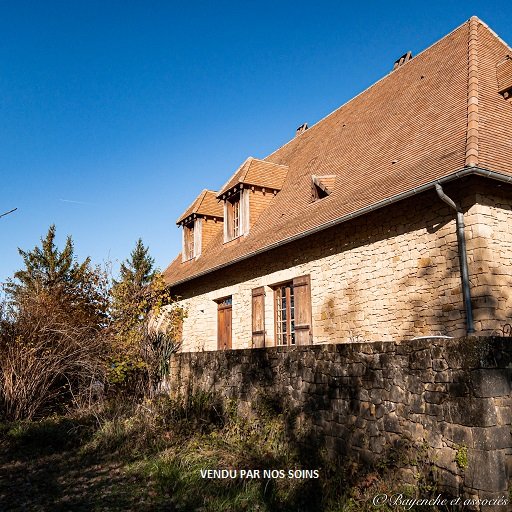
[223,234,245,246]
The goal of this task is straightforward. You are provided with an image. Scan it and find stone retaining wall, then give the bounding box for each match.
[169,337,512,509]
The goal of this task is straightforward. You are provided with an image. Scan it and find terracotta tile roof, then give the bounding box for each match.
[176,189,223,225]
[217,157,289,197]
[164,17,512,287]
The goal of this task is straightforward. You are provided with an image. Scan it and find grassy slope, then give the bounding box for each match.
[0,395,446,512]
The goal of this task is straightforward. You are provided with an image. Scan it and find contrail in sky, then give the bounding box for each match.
[59,199,96,206]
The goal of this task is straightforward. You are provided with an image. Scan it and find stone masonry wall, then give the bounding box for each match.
[467,183,512,333]
[168,178,512,352]
[169,337,512,508]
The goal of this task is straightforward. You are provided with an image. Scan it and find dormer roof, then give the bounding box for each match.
[217,158,289,198]
[176,189,223,225]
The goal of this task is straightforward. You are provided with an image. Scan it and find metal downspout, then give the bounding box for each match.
[435,183,475,334]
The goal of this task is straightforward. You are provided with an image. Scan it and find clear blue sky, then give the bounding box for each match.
[1,1,510,284]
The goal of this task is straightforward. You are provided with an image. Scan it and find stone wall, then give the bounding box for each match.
[168,336,512,508]
[168,177,512,352]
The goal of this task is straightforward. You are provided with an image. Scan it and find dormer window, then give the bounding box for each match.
[217,158,289,243]
[311,175,336,202]
[229,194,241,238]
[224,189,249,242]
[497,56,512,101]
[176,190,224,263]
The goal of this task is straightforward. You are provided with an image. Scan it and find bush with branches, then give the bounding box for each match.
[0,226,109,420]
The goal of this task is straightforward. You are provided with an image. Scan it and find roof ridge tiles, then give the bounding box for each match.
[466,17,480,167]
[472,15,512,52]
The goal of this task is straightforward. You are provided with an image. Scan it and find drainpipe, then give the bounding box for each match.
[435,183,475,334]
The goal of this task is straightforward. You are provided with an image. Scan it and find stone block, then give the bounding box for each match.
[383,412,401,434]
[369,435,386,454]
[465,449,508,491]
[424,391,447,405]
[441,423,472,447]
[442,398,497,427]
[496,406,512,425]
[389,385,406,403]
[433,468,462,494]
[434,447,458,473]
[472,426,512,450]
[433,358,449,371]
[471,369,511,398]
[435,371,453,383]
[446,381,470,397]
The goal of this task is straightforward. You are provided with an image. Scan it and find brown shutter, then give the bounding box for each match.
[224,200,233,241]
[252,286,265,348]
[293,275,312,345]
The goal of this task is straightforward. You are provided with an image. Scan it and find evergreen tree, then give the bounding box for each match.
[1,225,108,419]
[116,238,156,290]
[110,239,159,356]
[6,225,107,327]
[7,224,90,297]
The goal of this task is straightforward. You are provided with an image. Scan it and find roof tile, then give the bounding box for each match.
[217,158,289,197]
[176,190,223,225]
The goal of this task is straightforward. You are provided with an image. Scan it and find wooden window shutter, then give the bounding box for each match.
[251,286,265,348]
[181,226,187,262]
[241,189,250,235]
[292,275,312,345]
[194,218,202,257]
[224,200,233,241]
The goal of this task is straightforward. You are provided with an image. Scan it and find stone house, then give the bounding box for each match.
[163,17,512,352]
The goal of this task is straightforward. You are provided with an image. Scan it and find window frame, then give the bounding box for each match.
[273,281,296,346]
[229,194,240,239]
[224,189,249,242]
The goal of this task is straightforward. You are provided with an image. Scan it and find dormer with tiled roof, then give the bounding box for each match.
[176,190,223,261]
[216,158,289,243]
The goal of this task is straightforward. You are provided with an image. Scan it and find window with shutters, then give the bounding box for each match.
[226,194,241,240]
[181,218,204,262]
[273,275,312,346]
[224,190,249,242]
[274,282,295,345]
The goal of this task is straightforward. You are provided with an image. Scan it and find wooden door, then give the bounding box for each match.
[217,298,232,350]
